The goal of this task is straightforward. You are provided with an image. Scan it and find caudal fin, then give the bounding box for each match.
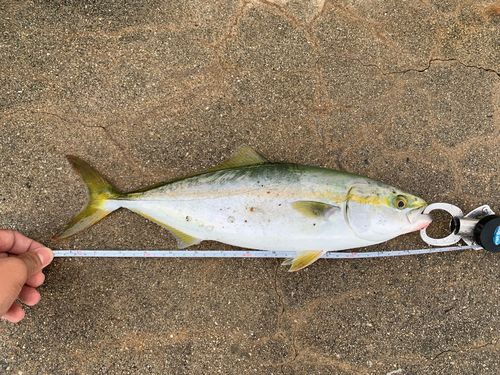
[52,156,121,240]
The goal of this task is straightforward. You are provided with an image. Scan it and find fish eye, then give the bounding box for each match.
[394,195,408,210]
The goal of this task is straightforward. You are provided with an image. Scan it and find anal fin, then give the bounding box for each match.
[167,225,202,249]
[282,250,326,272]
[129,209,202,249]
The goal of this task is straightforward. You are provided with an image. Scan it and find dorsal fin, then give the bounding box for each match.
[204,146,269,173]
[128,146,269,194]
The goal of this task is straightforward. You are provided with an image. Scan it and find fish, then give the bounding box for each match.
[52,146,432,271]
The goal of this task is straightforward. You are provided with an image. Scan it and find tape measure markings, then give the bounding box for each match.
[52,245,482,259]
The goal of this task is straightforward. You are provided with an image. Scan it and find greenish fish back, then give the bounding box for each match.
[127,146,270,194]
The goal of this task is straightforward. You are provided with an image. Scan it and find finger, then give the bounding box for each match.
[0,249,51,317]
[16,251,43,279]
[18,247,54,277]
[0,230,44,255]
[26,272,45,288]
[0,257,33,316]
[18,285,41,306]
[1,301,25,323]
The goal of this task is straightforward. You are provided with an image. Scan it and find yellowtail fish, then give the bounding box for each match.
[52,147,431,271]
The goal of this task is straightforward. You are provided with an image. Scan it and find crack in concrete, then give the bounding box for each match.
[272,260,301,375]
[432,348,459,361]
[29,110,106,131]
[258,0,326,25]
[21,84,217,176]
[273,259,286,331]
[342,56,500,79]
[215,0,251,50]
[432,339,499,361]
[273,261,287,375]
[3,2,500,373]
[272,260,302,375]
[387,58,500,78]
[280,326,300,375]
[27,109,141,171]
[309,0,328,26]
[257,0,325,55]
[448,60,500,79]
[290,324,299,360]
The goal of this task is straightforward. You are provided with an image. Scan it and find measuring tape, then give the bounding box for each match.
[52,203,500,260]
[52,245,482,259]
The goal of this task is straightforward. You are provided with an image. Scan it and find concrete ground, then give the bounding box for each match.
[2,0,500,373]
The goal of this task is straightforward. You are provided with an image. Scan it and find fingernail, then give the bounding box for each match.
[36,248,54,267]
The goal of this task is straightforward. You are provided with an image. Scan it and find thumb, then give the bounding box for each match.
[17,247,54,279]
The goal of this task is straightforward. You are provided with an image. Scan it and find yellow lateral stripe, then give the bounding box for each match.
[130,188,349,205]
[347,193,390,207]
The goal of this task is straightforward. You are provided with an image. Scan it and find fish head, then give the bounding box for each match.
[345,182,432,243]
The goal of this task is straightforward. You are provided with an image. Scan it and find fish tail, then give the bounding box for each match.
[52,155,121,241]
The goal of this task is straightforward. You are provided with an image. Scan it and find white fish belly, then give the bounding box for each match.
[114,196,376,251]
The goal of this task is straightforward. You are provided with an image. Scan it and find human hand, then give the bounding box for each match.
[0,230,54,323]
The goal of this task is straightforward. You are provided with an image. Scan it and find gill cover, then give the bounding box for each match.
[345,183,427,242]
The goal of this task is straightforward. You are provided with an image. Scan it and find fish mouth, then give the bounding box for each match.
[407,206,432,230]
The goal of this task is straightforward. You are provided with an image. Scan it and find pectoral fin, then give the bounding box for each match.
[282,250,326,272]
[291,201,340,220]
